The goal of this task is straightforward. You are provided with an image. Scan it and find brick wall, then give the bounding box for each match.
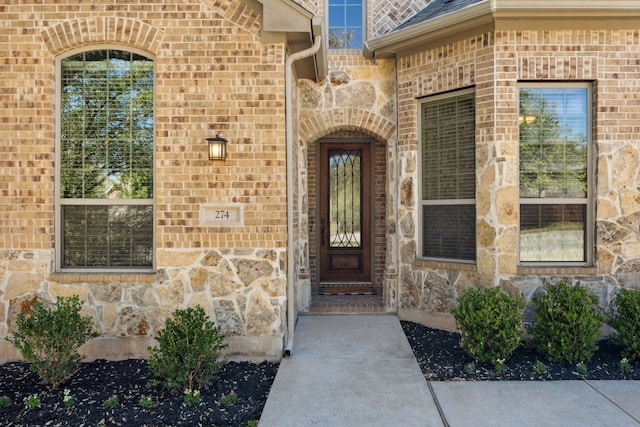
[0,0,289,362]
[370,0,431,38]
[396,26,640,328]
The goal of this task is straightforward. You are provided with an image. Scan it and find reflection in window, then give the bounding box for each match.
[328,0,363,49]
[519,85,590,263]
[420,89,476,261]
[520,204,585,262]
[59,50,154,269]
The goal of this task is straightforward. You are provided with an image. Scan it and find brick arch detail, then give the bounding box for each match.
[200,0,261,35]
[299,108,396,145]
[41,17,165,56]
[39,0,259,57]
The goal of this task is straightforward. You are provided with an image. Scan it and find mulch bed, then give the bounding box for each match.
[2,321,638,426]
[0,359,278,427]
[401,320,640,381]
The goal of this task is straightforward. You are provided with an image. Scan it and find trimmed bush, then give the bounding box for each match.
[148,306,227,392]
[450,287,525,364]
[609,288,640,361]
[7,295,99,390]
[528,280,604,364]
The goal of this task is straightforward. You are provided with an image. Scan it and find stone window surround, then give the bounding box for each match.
[413,82,597,271]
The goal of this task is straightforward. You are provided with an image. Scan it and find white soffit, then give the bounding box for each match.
[258,0,313,34]
[248,0,326,80]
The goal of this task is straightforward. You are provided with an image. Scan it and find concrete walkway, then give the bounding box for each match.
[259,314,640,427]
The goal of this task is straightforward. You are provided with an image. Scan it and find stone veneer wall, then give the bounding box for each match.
[1,0,289,362]
[298,51,398,309]
[1,248,286,362]
[396,28,640,329]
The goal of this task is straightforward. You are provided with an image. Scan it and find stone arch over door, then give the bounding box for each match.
[299,109,398,310]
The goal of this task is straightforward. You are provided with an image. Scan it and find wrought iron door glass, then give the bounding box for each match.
[328,149,362,248]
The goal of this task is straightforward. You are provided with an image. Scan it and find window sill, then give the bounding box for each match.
[516,266,598,276]
[413,259,476,271]
[49,272,156,283]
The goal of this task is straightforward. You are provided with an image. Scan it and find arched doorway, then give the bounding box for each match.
[308,130,387,312]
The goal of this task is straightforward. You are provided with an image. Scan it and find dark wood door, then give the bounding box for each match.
[319,142,372,283]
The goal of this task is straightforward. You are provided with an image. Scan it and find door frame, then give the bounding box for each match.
[317,138,375,284]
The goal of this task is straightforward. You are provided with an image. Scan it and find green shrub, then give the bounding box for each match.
[576,362,588,375]
[609,288,640,360]
[528,280,604,364]
[148,306,227,392]
[450,287,525,364]
[7,295,99,390]
[103,395,119,408]
[138,394,154,408]
[533,360,548,375]
[24,394,41,410]
[0,396,12,408]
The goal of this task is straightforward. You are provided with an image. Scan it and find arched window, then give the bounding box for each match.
[57,49,154,270]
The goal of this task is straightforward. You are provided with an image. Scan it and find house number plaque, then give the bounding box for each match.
[200,204,243,226]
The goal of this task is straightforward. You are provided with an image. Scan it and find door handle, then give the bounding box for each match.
[320,218,326,246]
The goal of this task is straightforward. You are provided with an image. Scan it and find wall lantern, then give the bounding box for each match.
[206,135,228,161]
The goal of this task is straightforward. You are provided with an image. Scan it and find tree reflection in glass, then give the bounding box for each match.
[519,87,588,262]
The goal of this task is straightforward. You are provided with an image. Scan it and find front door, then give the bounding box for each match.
[319,141,372,283]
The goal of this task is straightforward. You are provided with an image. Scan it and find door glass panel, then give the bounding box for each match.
[328,149,361,248]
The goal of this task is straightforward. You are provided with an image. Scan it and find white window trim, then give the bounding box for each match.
[54,45,156,273]
[517,82,594,267]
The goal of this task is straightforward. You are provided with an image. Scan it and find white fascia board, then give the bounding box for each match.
[491,0,640,10]
[312,16,328,80]
[364,0,640,58]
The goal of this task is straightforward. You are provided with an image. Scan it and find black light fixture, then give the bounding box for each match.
[206,134,228,161]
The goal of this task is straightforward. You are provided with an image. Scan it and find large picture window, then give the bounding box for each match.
[519,84,591,263]
[420,89,476,261]
[57,49,154,270]
[328,0,363,49]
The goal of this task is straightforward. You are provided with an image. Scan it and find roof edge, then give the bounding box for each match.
[364,1,492,59]
[492,0,640,10]
[365,0,640,59]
